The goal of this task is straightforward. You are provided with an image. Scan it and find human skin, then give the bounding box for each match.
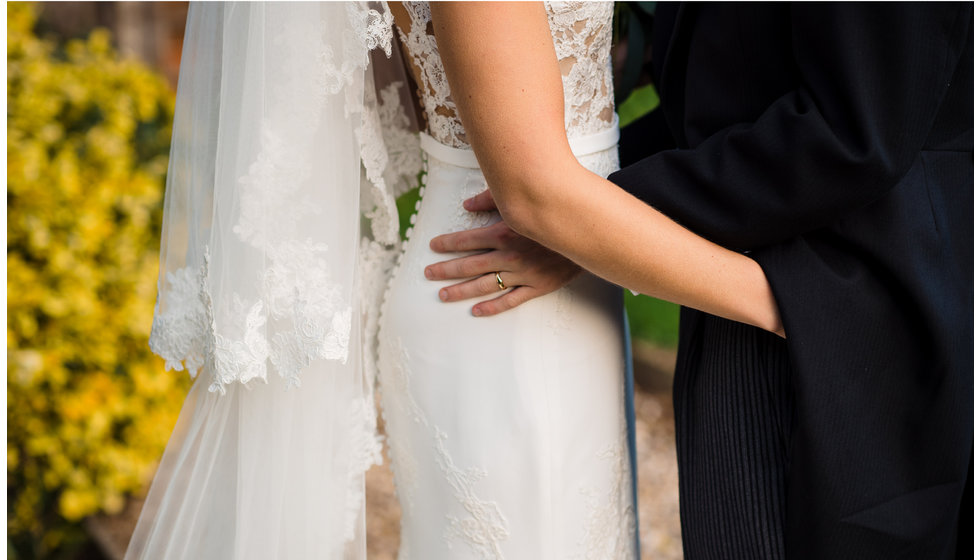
[425,2,784,337]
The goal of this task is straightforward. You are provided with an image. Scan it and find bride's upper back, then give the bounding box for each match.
[390,1,616,149]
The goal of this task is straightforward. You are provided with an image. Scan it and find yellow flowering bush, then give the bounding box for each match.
[7,4,188,556]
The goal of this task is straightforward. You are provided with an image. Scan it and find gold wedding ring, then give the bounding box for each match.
[495,272,507,291]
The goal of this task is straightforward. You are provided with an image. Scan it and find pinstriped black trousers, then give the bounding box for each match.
[674,309,794,560]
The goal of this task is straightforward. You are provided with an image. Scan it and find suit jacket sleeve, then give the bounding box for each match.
[608,3,972,251]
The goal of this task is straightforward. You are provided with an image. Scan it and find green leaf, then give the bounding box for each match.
[617,83,660,128]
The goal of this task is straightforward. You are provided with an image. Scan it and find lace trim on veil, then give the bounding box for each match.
[148,3,414,396]
[145,5,416,551]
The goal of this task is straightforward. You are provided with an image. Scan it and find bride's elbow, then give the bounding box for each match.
[489,177,551,239]
[487,155,573,241]
[496,196,540,239]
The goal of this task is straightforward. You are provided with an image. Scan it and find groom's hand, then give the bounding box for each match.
[426,190,581,317]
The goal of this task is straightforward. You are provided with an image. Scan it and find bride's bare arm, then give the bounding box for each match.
[429,3,784,336]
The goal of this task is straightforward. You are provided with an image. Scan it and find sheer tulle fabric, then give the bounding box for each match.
[125,348,369,559]
[148,2,375,393]
[129,1,634,558]
[129,3,415,558]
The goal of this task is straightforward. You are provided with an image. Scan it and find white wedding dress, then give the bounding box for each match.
[378,3,636,558]
[127,2,635,559]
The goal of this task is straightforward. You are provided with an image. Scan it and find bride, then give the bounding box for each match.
[127,2,780,559]
[377,2,634,558]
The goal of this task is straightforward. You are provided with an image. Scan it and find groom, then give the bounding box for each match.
[426,3,973,559]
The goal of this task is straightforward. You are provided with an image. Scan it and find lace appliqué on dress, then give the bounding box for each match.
[359,238,400,391]
[396,1,616,151]
[377,335,427,548]
[577,424,637,558]
[435,428,510,560]
[396,2,469,148]
[577,147,620,182]
[360,80,421,247]
[547,2,617,138]
[377,336,511,558]
[446,165,500,234]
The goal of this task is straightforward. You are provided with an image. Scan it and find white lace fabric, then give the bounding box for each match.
[394,1,617,150]
[374,3,634,558]
[547,1,617,137]
[148,2,405,393]
[133,3,418,559]
[137,2,631,559]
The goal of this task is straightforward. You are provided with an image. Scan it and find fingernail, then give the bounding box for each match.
[424,267,433,279]
[472,307,482,316]
[439,289,448,301]
[463,198,474,210]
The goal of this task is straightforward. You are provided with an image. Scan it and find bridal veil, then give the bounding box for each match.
[127,3,420,558]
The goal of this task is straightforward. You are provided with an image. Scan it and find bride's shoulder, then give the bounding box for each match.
[544,1,614,20]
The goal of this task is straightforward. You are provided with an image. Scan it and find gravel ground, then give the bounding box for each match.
[91,386,681,560]
[632,389,683,560]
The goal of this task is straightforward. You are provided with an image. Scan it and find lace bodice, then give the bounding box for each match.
[394,1,616,149]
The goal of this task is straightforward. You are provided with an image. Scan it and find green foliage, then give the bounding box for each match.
[625,293,680,347]
[7,4,188,557]
[617,83,660,128]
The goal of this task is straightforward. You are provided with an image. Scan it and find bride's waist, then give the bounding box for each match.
[411,124,620,238]
[408,159,502,238]
[419,124,620,170]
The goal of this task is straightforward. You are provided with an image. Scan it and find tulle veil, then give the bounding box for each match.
[126,3,421,558]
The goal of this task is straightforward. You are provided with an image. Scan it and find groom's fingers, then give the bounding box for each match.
[429,228,485,253]
[430,221,516,253]
[462,189,498,212]
[437,273,503,302]
[426,251,509,281]
[471,286,538,317]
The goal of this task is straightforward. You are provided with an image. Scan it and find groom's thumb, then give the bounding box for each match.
[463,189,498,212]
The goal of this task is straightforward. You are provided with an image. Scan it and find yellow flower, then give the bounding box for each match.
[8,446,20,470]
[59,489,99,522]
[8,5,185,554]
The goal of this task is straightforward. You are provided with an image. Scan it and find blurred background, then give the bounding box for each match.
[7,2,681,559]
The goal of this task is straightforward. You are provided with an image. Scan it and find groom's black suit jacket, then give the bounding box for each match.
[611,3,973,558]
